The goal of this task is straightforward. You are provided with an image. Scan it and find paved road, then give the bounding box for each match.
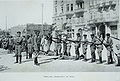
[0,48,120,72]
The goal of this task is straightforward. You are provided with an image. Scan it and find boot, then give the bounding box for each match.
[15,55,18,63]
[19,55,22,64]
[107,57,111,64]
[116,57,120,66]
[98,56,102,64]
[110,54,113,64]
[34,57,38,65]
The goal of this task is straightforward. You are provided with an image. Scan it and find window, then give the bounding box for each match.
[55,6,57,13]
[61,5,64,13]
[71,4,73,11]
[55,0,57,5]
[66,4,69,11]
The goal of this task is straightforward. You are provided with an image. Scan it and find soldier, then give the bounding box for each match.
[104,33,114,64]
[62,34,67,57]
[67,40,71,56]
[8,36,14,54]
[36,33,42,52]
[41,35,45,52]
[46,32,52,54]
[74,33,81,60]
[33,33,39,65]
[115,44,120,66]
[22,35,28,59]
[95,33,103,64]
[82,34,88,61]
[27,34,33,59]
[90,34,96,62]
[56,34,62,56]
[14,31,23,64]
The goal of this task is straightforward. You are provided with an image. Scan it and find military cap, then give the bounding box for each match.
[106,33,110,36]
[76,33,80,36]
[17,31,21,33]
[91,34,94,36]
[83,34,87,36]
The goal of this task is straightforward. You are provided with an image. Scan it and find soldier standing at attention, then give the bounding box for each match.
[75,33,81,60]
[14,31,23,64]
[27,34,33,59]
[82,34,88,61]
[90,34,96,62]
[104,33,114,64]
[95,33,103,64]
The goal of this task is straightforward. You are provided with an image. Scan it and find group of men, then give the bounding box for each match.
[54,32,120,66]
[0,30,120,66]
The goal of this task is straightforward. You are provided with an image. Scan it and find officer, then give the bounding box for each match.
[82,34,88,61]
[27,34,33,59]
[14,31,23,64]
[90,34,96,62]
[104,33,114,64]
[95,33,103,63]
[75,33,81,60]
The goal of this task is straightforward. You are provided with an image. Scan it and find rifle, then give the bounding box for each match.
[111,36,120,41]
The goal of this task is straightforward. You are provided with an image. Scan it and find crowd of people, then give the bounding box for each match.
[0,31,120,66]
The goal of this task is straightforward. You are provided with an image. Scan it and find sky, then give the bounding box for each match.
[0,0,53,30]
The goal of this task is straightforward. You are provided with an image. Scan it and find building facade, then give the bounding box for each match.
[53,0,120,39]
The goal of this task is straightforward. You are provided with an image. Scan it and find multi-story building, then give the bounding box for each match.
[53,0,120,39]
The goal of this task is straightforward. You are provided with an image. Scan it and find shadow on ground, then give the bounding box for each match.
[0,65,10,72]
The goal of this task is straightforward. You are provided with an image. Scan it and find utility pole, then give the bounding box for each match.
[5,16,7,32]
[42,3,44,35]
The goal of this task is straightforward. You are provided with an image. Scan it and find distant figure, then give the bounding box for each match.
[14,31,23,64]
[46,32,52,54]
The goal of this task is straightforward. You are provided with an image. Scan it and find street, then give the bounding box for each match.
[0,42,120,72]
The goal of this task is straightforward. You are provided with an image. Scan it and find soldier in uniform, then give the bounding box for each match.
[14,31,23,64]
[27,34,33,59]
[46,32,52,54]
[22,35,28,59]
[82,34,88,61]
[95,33,103,63]
[90,34,96,62]
[104,33,114,64]
[33,32,39,65]
[56,34,62,56]
[75,33,81,60]
[115,44,120,66]
[62,34,67,58]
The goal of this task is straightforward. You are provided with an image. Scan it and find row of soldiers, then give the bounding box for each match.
[54,32,120,66]
[1,30,120,66]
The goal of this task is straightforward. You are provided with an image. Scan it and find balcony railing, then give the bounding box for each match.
[74,8,85,13]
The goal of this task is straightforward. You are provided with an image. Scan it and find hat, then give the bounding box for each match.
[83,34,87,36]
[91,34,94,36]
[106,33,110,36]
[17,31,21,33]
[76,33,80,36]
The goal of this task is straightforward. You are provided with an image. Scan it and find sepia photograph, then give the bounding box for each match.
[0,0,120,73]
